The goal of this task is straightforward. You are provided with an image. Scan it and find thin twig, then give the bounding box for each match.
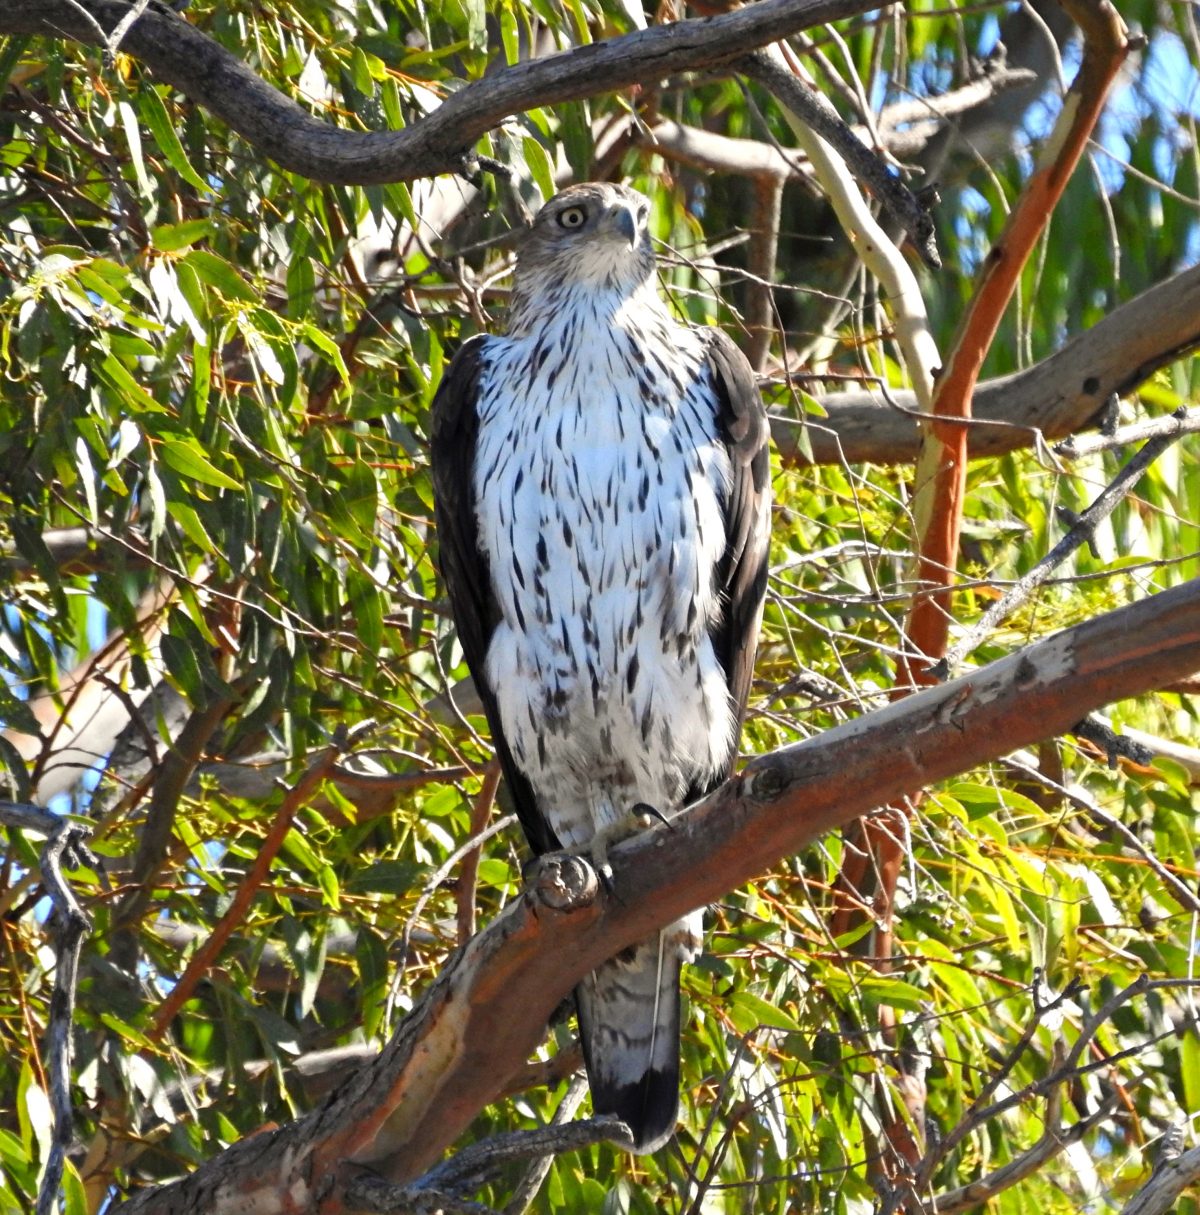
[1005,754,1200,915]
[501,1073,590,1215]
[951,976,1167,1139]
[932,1088,1122,1213]
[937,406,1190,676]
[937,405,1190,675]
[1056,405,1200,459]
[917,973,1083,1184]
[103,0,151,61]
[0,802,96,1215]
[384,811,518,1028]
[148,725,369,1039]
[457,762,502,945]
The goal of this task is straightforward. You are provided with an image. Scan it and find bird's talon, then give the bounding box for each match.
[631,801,673,830]
[598,862,616,895]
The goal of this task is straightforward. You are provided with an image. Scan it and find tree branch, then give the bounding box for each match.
[0,802,95,1215]
[773,262,1200,466]
[111,579,1200,1214]
[5,0,883,187]
[902,0,1133,677]
[1121,1143,1200,1215]
[645,65,1038,182]
[739,48,940,267]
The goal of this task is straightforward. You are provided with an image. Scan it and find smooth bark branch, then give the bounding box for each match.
[3,0,882,186]
[775,261,1200,466]
[113,579,1200,1215]
[903,0,1133,674]
[646,66,1038,180]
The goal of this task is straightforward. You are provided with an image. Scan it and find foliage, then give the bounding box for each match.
[0,1,1198,1212]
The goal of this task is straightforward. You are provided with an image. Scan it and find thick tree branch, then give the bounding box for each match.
[774,262,1200,466]
[4,0,882,187]
[112,579,1200,1215]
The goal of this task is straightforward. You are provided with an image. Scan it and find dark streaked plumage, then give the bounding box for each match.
[430,182,771,1152]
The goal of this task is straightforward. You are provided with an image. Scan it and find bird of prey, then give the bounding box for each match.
[430,182,771,1153]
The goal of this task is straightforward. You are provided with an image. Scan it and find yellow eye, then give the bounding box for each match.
[556,205,587,230]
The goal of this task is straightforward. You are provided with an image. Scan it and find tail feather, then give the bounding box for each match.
[575,923,691,1154]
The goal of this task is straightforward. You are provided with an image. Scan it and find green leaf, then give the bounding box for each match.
[74,434,99,525]
[1182,1028,1200,1113]
[357,927,389,1039]
[158,437,242,490]
[152,219,216,253]
[522,134,556,205]
[282,826,324,878]
[729,990,802,1033]
[182,249,258,302]
[301,322,350,386]
[117,99,154,197]
[145,459,167,543]
[17,1061,51,1164]
[138,87,211,192]
[316,863,341,911]
[160,631,205,705]
[348,859,421,895]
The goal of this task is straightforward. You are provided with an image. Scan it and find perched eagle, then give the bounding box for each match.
[430,182,771,1153]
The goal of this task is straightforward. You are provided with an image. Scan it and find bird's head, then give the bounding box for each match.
[509,183,656,322]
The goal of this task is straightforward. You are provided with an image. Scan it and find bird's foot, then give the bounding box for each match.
[589,803,673,896]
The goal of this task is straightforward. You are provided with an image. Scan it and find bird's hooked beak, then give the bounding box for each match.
[603,201,641,249]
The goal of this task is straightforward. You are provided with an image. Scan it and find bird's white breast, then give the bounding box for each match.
[474,293,734,846]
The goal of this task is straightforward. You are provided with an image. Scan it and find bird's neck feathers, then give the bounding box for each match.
[505,265,671,340]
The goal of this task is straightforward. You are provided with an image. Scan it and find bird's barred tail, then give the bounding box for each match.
[575,917,699,1154]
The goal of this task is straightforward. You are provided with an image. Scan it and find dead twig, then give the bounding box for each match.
[1121,1141,1200,1214]
[931,1086,1122,1213]
[1055,404,1200,459]
[416,1111,631,1197]
[501,1073,590,1215]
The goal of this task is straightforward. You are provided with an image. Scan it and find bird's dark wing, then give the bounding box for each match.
[429,335,561,855]
[697,328,772,791]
